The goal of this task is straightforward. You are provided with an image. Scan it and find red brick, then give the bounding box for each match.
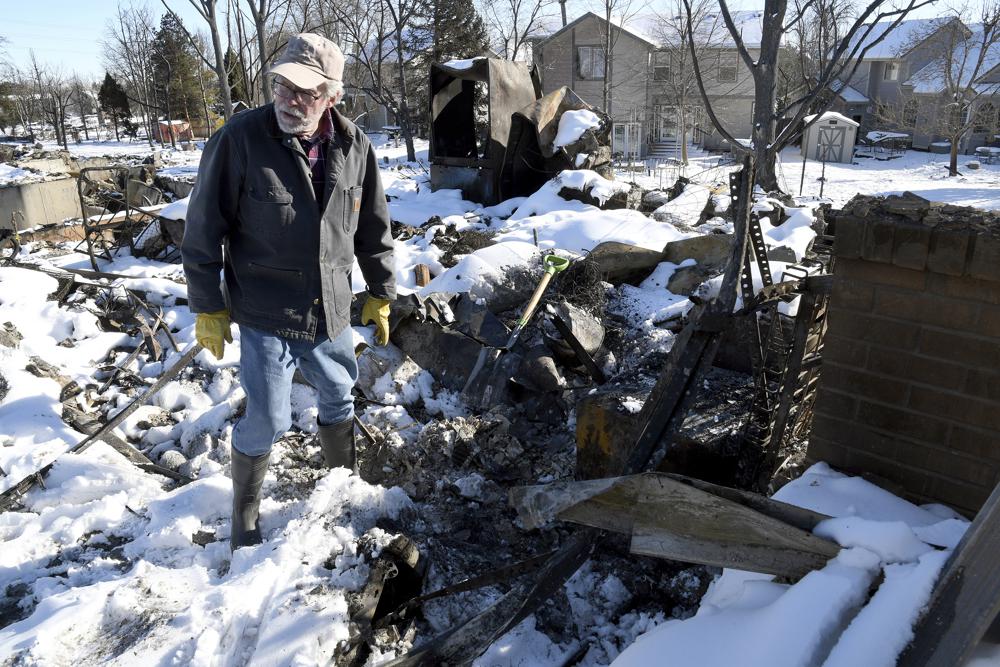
[969,232,1000,282]
[828,311,920,350]
[855,400,951,444]
[927,226,972,276]
[821,362,910,405]
[837,258,927,291]
[926,272,1000,305]
[917,328,1000,367]
[866,349,967,391]
[805,436,851,468]
[925,477,990,516]
[909,385,1000,432]
[813,387,859,420]
[892,223,931,271]
[872,285,980,330]
[911,443,998,488]
[831,279,875,313]
[949,424,1000,461]
[973,304,1000,339]
[822,334,870,368]
[833,216,864,260]
[862,218,897,264]
[964,369,1000,402]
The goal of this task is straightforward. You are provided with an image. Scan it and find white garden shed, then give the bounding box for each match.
[801,111,859,163]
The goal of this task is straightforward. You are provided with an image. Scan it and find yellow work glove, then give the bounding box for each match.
[195,309,233,359]
[361,297,392,345]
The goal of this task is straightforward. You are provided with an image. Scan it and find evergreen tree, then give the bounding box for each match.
[409,0,491,136]
[225,48,250,105]
[425,0,490,65]
[151,14,202,127]
[98,73,133,141]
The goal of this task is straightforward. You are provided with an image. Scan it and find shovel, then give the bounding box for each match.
[462,253,571,407]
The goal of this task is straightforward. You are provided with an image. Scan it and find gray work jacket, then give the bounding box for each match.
[181,104,395,341]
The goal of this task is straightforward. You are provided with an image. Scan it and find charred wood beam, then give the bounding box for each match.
[0,343,201,512]
[381,159,758,666]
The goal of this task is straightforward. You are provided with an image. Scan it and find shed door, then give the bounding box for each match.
[817,125,846,162]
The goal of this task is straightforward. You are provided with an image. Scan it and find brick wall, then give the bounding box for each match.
[807,194,1000,516]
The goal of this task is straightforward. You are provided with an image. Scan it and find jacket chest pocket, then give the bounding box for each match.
[343,185,362,233]
[243,186,295,235]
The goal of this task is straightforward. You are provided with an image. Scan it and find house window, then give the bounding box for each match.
[884,62,899,81]
[654,52,671,81]
[974,102,995,133]
[578,46,606,80]
[612,122,642,159]
[718,52,737,82]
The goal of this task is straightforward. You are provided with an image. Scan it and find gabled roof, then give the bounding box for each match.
[904,24,1000,94]
[535,12,657,48]
[831,78,869,103]
[848,17,965,61]
[535,9,765,50]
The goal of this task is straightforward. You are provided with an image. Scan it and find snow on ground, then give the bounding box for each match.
[612,463,976,667]
[0,163,44,186]
[3,136,1000,666]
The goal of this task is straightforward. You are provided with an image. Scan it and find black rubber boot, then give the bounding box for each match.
[230,448,270,550]
[318,417,357,472]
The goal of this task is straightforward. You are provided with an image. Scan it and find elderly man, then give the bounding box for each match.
[181,33,395,550]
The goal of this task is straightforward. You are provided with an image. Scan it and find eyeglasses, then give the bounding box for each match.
[272,79,323,103]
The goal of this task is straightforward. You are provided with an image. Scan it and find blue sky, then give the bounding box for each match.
[0,0,958,83]
[1,1,207,81]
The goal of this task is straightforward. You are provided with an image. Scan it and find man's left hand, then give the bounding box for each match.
[361,297,392,345]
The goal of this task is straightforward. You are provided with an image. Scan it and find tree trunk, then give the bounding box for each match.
[949,139,960,176]
[394,29,417,161]
[113,116,120,142]
[603,9,612,113]
[679,106,688,164]
[198,67,213,138]
[207,3,234,121]
[256,24,273,104]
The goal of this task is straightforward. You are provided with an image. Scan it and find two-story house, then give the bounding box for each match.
[531,10,765,158]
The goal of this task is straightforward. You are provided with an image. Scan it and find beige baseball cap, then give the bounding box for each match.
[269,33,344,91]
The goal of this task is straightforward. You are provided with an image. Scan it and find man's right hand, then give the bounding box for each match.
[195,310,233,359]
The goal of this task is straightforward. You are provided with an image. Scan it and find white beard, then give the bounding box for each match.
[275,100,320,135]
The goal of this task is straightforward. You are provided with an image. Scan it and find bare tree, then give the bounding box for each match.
[595,0,643,113]
[104,3,160,147]
[72,77,94,141]
[162,0,235,120]
[243,0,294,103]
[480,0,554,60]
[331,0,420,160]
[3,65,42,141]
[902,4,1000,175]
[650,0,729,164]
[682,0,935,190]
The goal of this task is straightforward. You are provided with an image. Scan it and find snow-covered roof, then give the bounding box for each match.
[540,10,766,50]
[849,17,955,60]
[804,111,860,127]
[905,25,1000,94]
[830,78,869,103]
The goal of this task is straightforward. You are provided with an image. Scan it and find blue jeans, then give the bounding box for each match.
[232,324,358,457]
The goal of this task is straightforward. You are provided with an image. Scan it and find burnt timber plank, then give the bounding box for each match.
[898,482,1000,667]
[532,473,839,578]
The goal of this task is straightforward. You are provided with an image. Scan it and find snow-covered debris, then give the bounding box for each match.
[651,182,712,227]
[553,110,603,148]
[611,463,974,667]
[0,163,44,186]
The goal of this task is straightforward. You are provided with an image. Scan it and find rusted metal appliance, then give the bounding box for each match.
[428,59,541,205]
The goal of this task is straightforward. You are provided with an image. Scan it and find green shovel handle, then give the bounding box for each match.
[543,254,570,275]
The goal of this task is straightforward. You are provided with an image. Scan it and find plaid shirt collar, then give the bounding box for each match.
[299,109,335,150]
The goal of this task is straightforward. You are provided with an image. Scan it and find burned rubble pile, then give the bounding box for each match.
[0,159,832,664]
